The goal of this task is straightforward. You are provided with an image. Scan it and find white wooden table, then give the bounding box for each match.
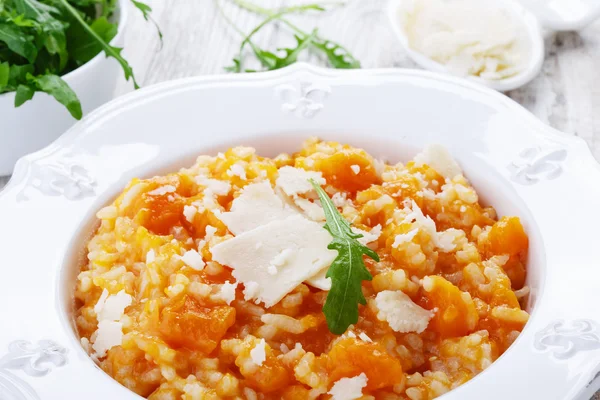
[0,1,598,397]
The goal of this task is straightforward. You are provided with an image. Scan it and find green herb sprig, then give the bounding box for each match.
[0,0,160,119]
[310,179,379,335]
[218,0,360,73]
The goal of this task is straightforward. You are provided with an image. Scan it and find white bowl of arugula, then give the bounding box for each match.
[0,0,157,176]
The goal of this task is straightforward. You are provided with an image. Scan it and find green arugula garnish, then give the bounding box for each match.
[0,0,159,119]
[218,0,360,72]
[130,0,163,43]
[57,0,138,88]
[310,179,379,335]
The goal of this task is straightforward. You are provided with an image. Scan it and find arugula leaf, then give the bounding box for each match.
[5,13,40,28]
[222,0,360,72]
[130,0,151,15]
[238,29,318,72]
[13,0,68,67]
[14,83,34,105]
[44,30,68,69]
[269,30,318,70]
[57,0,139,88]
[0,61,9,88]
[235,4,324,70]
[130,0,162,42]
[310,180,379,335]
[8,63,34,83]
[13,0,59,19]
[224,57,241,73]
[68,16,117,65]
[312,39,360,69]
[30,73,82,119]
[0,22,37,63]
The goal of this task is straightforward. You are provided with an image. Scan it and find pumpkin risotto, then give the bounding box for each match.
[75,139,530,400]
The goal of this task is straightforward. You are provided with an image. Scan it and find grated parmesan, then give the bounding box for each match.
[250,339,267,366]
[413,144,462,179]
[183,205,198,223]
[275,166,326,198]
[94,289,132,322]
[352,225,382,246]
[181,250,205,271]
[227,163,247,180]
[215,281,238,305]
[195,176,231,196]
[146,249,156,264]
[92,320,124,358]
[147,185,176,196]
[328,373,368,400]
[358,332,373,343]
[374,290,433,333]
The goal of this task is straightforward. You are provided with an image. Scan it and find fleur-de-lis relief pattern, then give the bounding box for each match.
[534,320,600,360]
[508,146,567,185]
[275,81,331,118]
[18,156,96,201]
[0,340,68,400]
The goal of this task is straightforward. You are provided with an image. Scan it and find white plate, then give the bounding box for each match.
[0,63,599,400]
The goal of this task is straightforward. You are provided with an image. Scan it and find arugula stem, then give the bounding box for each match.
[216,0,268,70]
[56,0,139,88]
[215,0,247,37]
[234,0,345,16]
[235,5,321,71]
[231,0,271,16]
[238,4,323,57]
[232,0,356,64]
[233,0,314,36]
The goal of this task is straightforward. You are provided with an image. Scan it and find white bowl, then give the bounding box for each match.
[387,0,545,92]
[518,0,600,31]
[0,63,599,400]
[0,0,128,176]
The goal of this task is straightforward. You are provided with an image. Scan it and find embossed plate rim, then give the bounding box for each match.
[0,63,599,400]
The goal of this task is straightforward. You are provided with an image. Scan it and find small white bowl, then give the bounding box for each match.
[519,0,600,31]
[0,0,129,176]
[387,0,545,92]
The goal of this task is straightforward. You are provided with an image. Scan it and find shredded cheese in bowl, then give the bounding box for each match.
[398,0,530,80]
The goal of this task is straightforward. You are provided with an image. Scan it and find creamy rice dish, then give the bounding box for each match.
[75,138,530,400]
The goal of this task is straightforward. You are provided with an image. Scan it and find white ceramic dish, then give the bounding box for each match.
[0,63,599,400]
[0,0,128,177]
[387,0,545,92]
[519,0,600,31]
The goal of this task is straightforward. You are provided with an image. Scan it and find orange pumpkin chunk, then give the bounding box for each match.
[105,347,161,397]
[159,296,235,353]
[326,337,403,391]
[489,216,528,257]
[244,359,290,393]
[315,150,380,192]
[422,276,478,338]
[281,385,312,400]
[235,343,290,393]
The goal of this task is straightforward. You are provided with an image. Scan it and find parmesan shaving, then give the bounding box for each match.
[399,0,529,80]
